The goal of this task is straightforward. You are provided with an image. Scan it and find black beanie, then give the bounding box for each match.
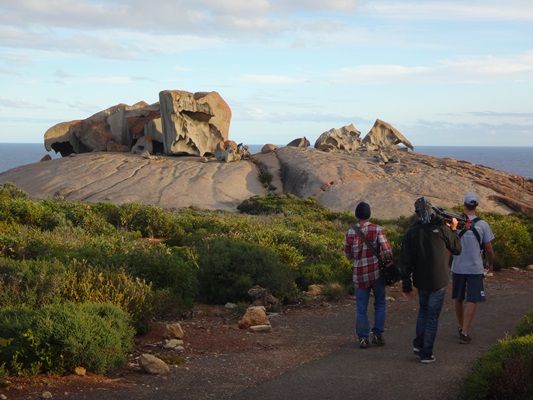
[355,202,371,220]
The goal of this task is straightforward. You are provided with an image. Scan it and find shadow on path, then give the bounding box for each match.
[231,289,532,400]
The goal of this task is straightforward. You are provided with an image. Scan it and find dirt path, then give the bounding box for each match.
[2,270,532,400]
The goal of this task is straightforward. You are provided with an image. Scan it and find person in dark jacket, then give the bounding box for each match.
[400,197,462,363]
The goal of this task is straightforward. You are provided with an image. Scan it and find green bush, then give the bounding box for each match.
[59,264,154,331]
[462,334,533,400]
[0,183,29,200]
[198,238,297,304]
[0,257,66,308]
[516,310,533,337]
[114,244,198,313]
[0,302,134,375]
[482,213,533,268]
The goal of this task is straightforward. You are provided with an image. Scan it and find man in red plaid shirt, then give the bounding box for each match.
[345,201,393,348]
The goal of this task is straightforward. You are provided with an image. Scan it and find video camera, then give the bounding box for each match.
[432,207,468,230]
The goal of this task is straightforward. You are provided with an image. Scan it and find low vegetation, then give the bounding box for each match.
[0,183,531,377]
[462,310,533,400]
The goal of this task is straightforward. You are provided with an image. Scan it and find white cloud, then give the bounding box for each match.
[240,74,308,85]
[363,0,533,22]
[331,52,533,84]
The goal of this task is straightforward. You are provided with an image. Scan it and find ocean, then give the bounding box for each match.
[0,143,532,178]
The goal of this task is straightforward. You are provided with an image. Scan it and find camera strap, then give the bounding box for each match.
[353,225,385,268]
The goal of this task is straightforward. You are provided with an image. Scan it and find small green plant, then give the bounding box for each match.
[322,282,348,302]
[516,310,533,337]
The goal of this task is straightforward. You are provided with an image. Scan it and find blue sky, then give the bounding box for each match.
[0,0,532,146]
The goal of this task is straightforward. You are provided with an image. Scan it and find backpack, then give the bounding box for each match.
[458,217,483,253]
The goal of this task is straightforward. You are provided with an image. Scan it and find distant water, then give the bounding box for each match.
[0,143,531,178]
[415,146,532,178]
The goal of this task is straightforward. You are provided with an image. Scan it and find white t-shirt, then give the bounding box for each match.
[451,216,495,275]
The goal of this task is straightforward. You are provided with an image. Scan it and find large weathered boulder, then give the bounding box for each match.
[287,137,310,148]
[77,102,149,152]
[314,124,362,153]
[159,90,231,156]
[362,119,413,151]
[44,102,160,156]
[44,120,85,156]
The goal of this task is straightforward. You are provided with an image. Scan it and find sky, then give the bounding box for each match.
[0,0,532,147]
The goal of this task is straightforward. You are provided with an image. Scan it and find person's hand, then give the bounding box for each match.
[403,290,415,301]
[449,217,458,231]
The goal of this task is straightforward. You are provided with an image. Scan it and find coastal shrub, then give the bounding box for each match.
[198,238,297,304]
[59,264,154,331]
[516,310,533,337]
[0,302,134,375]
[0,183,29,200]
[114,244,198,313]
[125,204,175,238]
[482,213,533,268]
[462,334,533,400]
[0,256,154,330]
[0,257,66,308]
[237,194,334,220]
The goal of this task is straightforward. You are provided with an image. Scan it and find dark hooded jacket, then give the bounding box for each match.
[400,220,462,292]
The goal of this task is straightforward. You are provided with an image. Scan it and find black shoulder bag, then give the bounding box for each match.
[353,225,401,286]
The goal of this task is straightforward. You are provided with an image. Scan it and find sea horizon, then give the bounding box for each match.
[0,143,532,178]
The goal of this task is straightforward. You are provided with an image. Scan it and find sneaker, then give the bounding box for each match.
[359,337,369,349]
[458,327,463,338]
[420,355,436,364]
[413,347,421,356]
[459,333,472,344]
[371,333,385,346]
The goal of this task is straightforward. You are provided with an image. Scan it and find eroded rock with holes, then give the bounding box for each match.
[131,136,154,155]
[44,102,160,156]
[314,124,362,153]
[159,90,231,156]
[362,119,413,151]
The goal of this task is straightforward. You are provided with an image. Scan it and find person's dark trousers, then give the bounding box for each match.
[413,287,446,358]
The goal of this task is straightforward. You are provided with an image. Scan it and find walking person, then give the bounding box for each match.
[400,197,462,363]
[344,201,393,348]
[452,192,495,344]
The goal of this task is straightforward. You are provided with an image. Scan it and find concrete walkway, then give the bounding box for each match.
[231,289,532,400]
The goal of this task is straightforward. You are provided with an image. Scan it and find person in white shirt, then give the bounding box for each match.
[451,192,495,344]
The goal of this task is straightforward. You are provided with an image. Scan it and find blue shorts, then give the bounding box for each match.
[452,273,486,303]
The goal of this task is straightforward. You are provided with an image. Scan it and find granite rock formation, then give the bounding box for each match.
[362,119,414,151]
[159,90,231,156]
[44,90,231,158]
[286,137,310,148]
[261,144,278,154]
[3,147,530,219]
[314,124,362,152]
[214,140,249,163]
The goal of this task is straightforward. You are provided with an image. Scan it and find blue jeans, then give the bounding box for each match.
[355,278,386,338]
[414,287,446,358]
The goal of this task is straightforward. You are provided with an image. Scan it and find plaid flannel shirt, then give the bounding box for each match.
[344,221,393,289]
